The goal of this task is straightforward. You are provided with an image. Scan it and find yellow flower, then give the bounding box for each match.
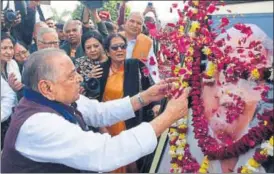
[251,68,260,80]
[260,149,268,156]
[193,0,199,6]
[269,136,274,146]
[171,163,178,169]
[170,145,177,151]
[202,46,212,56]
[206,62,216,77]
[185,57,193,62]
[181,81,189,88]
[192,8,198,14]
[179,134,185,139]
[189,21,200,33]
[173,81,180,89]
[179,26,184,34]
[248,158,260,168]
[264,121,268,126]
[178,155,183,161]
[173,66,180,75]
[178,124,187,129]
[241,166,251,174]
[187,46,194,55]
[170,128,177,133]
[198,168,207,173]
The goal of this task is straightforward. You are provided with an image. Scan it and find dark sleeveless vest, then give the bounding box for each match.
[1,97,88,173]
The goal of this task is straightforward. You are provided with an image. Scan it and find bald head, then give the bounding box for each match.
[37,27,59,50]
[63,20,82,45]
[33,21,49,40]
[63,20,82,33]
[127,12,144,23]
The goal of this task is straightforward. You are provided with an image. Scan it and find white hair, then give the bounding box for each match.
[127,12,144,24]
[63,19,82,33]
[37,27,58,42]
[22,48,66,92]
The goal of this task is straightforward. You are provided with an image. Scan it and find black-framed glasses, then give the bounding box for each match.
[15,50,29,57]
[38,40,60,46]
[110,44,127,51]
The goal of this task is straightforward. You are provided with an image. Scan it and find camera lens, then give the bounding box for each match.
[5,10,17,23]
[87,78,99,91]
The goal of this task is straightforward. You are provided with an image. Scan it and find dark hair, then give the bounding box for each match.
[16,40,27,49]
[56,23,64,30]
[104,33,127,52]
[1,32,15,44]
[81,30,104,52]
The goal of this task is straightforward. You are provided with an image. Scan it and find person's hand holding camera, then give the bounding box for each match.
[88,65,103,79]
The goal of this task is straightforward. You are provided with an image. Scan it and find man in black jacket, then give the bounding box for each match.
[61,20,84,61]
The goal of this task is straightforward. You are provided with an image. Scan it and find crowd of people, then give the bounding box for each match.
[1,1,189,173]
[1,1,273,173]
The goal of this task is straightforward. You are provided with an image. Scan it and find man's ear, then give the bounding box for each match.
[37,80,56,101]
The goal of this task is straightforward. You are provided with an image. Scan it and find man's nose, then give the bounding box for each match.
[7,48,13,54]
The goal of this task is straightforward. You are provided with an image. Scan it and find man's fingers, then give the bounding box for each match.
[176,87,191,100]
[158,77,178,85]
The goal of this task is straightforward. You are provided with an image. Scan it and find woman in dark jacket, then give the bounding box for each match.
[94,33,160,173]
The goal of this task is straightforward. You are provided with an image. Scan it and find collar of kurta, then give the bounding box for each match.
[23,87,78,124]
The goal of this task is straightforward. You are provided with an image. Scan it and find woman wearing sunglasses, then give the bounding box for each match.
[96,33,160,173]
[75,30,108,99]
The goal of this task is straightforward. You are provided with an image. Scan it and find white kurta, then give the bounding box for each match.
[15,95,157,172]
[1,76,18,122]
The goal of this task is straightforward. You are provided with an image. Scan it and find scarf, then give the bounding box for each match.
[23,88,78,124]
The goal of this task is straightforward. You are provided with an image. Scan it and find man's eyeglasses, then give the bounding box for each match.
[110,44,127,51]
[15,50,29,57]
[38,40,60,46]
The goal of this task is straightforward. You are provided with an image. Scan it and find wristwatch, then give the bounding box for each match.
[137,93,146,106]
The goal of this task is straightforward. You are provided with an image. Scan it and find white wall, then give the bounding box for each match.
[214,1,273,15]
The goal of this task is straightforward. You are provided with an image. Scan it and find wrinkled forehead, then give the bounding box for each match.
[65,22,81,31]
[128,13,144,23]
[35,22,48,29]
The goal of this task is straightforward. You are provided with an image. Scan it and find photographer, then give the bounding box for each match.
[1,1,39,47]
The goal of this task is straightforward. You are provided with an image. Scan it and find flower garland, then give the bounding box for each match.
[156,0,274,173]
[238,136,274,173]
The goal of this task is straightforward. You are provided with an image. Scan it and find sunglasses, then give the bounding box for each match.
[110,44,127,51]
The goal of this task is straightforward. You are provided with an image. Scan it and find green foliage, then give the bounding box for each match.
[51,7,71,24]
[71,3,85,20]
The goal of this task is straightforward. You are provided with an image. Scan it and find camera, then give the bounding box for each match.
[3,9,17,29]
[84,78,100,99]
[79,1,105,10]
